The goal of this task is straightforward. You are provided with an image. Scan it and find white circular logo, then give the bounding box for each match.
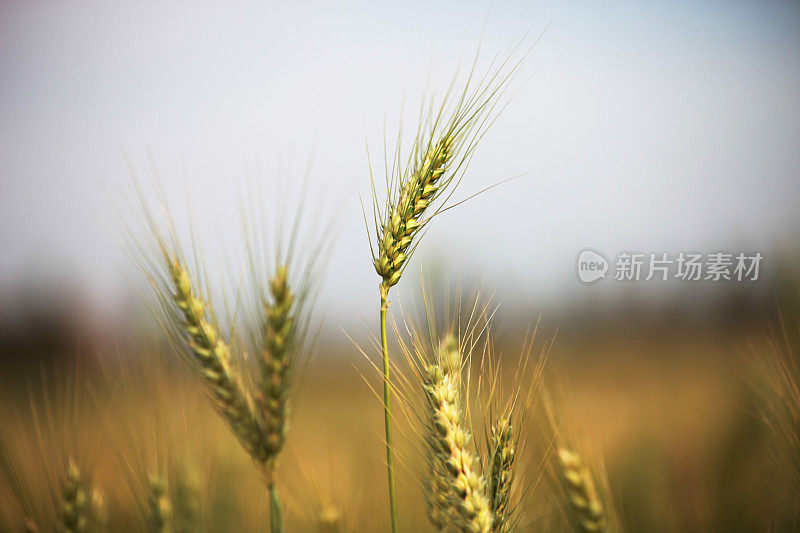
[577,249,608,284]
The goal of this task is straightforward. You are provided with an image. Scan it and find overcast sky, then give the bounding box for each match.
[1,1,799,326]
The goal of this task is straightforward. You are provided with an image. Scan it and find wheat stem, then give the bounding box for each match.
[379,285,399,533]
[268,473,284,533]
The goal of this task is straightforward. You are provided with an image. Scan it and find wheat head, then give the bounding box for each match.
[147,474,173,533]
[167,257,268,462]
[556,447,606,533]
[423,334,462,530]
[374,134,455,290]
[60,459,88,533]
[257,264,295,459]
[424,360,493,533]
[488,418,515,532]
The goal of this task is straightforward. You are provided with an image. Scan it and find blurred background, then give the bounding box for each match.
[1,1,800,530]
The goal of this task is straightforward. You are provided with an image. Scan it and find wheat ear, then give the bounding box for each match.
[370,48,528,529]
[423,334,461,530]
[60,459,88,533]
[173,463,200,533]
[167,257,267,461]
[425,459,455,531]
[256,264,299,533]
[424,359,493,533]
[374,134,455,289]
[556,448,606,533]
[147,474,173,533]
[257,264,295,459]
[488,418,515,532]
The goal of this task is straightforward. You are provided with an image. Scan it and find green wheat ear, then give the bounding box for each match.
[488,418,515,532]
[257,264,295,459]
[374,133,455,289]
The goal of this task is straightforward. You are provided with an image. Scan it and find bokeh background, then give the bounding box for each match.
[1,1,800,531]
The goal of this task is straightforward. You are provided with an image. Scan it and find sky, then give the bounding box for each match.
[1,1,799,328]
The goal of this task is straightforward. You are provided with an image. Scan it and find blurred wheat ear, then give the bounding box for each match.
[0,364,102,533]
[147,473,173,533]
[540,383,619,533]
[173,462,200,533]
[60,458,89,533]
[556,448,606,533]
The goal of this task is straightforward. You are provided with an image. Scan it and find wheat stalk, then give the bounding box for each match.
[556,447,606,533]
[368,41,533,531]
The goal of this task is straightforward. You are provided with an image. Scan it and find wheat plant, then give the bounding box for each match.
[126,174,324,533]
[367,41,534,530]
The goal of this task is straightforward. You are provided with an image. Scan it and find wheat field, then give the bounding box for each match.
[2,4,800,532]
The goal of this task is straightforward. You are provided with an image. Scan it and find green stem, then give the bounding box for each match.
[380,286,399,533]
[268,476,284,533]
